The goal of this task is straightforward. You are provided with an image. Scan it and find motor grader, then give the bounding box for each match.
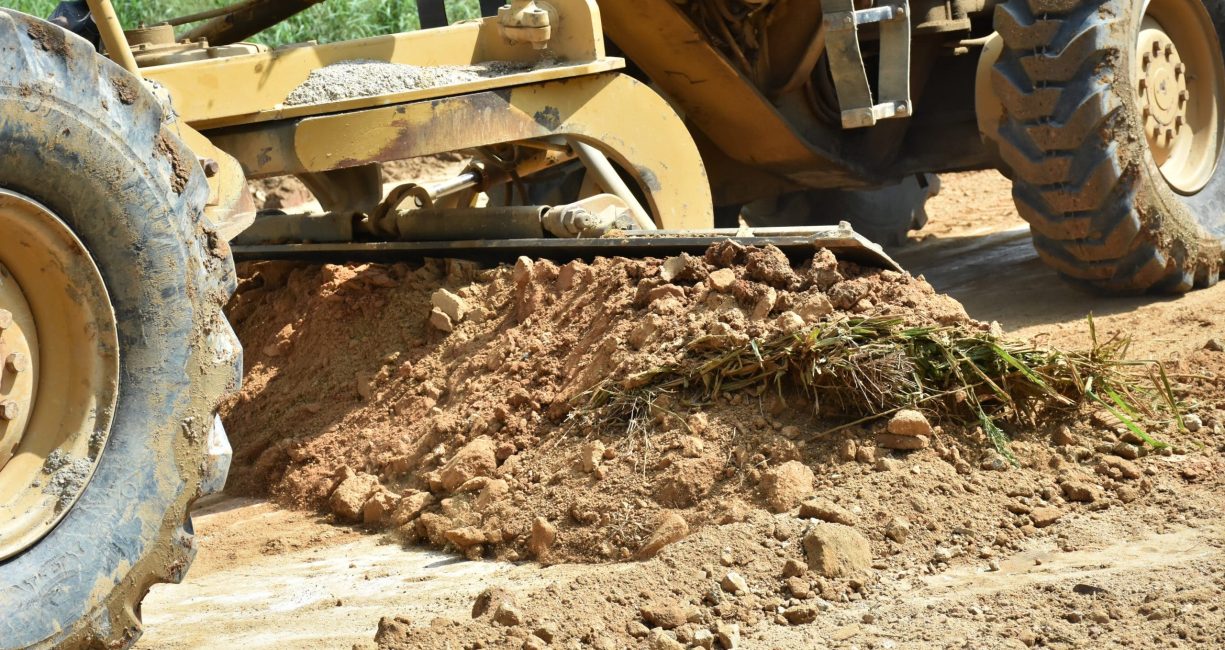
[1,0,1222,647]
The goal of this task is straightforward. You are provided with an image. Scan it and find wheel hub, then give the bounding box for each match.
[0,189,119,561]
[1138,27,1190,164]
[1135,3,1225,195]
[0,265,38,471]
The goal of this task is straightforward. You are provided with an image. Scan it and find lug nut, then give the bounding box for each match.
[1165,43,1174,57]
[1179,89,1189,105]
[0,400,18,421]
[200,158,221,178]
[1174,62,1185,77]
[0,309,11,331]
[5,352,27,373]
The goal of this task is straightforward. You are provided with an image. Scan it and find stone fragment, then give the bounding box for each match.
[390,490,433,526]
[636,512,689,559]
[646,284,686,304]
[837,439,858,462]
[330,472,381,521]
[785,576,811,599]
[429,306,457,333]
[431,288,470,323]
[472,586,515,618]
[528,517,557,558]
[1110,442,1140,460]
[647,629,684,650]
[884,516,911,543]
[513,256,534,285]
[720,571,749,595]
[783,605,818,625]
[444,526,486,549]
[1030,506,1063,528]
[580,440,605,472]
[493,602,524,626]
[874,458,902,472]
[708,268,737,292]
[760,460,815,513]
[361,487,401,525]
[782,558,807,578]
[876,433,929,450]
[798,497,856,526]
[796,295,834,322]
[640,602,687,629]
[715,622,740,649]
[1098,456,1141,480]
[693,629,715,649]
[1061,480,1100,503]
[533,623,557,643]
[887,409,933,437]
[776,311,805,333]
[803,524,873,578]
[439,436,498,492]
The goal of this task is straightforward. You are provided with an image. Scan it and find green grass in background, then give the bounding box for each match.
[1,0,483,46]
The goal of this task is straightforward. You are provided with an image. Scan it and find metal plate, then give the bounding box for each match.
[232,227,901,270]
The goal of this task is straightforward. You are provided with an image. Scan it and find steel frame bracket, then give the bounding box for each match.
[821,0,912,129]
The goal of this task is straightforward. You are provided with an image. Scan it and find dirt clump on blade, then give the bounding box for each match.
[222,243,976,563]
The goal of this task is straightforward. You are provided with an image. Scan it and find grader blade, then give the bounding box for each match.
[231,225,900,271]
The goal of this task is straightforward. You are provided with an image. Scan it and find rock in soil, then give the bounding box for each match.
[798,497,856,525]
[803,524,873,578]
[438,436,497,492]
[329,472,381,521]
[887,409,933,436]
[760,461,815,513]
[637,512,689,559]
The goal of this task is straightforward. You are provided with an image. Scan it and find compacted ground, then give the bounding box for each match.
[138,171,1225,650]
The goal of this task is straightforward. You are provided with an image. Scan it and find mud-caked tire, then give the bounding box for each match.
[0,11,240,650]
[993,0,1225,292]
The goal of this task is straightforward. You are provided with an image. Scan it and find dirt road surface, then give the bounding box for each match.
[137,171,1225,649]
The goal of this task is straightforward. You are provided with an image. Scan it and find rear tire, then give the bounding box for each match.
[993,0,1225,292]
[0,11,240,649]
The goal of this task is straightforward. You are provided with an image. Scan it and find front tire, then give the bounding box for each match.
[993,0,1225,292]
[0,11,240,649]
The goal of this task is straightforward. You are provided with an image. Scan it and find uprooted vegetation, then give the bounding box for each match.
[222,242,1192,567]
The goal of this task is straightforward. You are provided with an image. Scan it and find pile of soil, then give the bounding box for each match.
[221,242,1225,648]
[224,244,974,559]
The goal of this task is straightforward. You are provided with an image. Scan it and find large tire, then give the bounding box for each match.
[0,11,240,650]
[993,0,1225,292]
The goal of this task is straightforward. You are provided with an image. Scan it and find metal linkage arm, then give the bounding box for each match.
[820,0,913,129]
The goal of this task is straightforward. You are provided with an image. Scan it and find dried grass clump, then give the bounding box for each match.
[583,316,1180,458]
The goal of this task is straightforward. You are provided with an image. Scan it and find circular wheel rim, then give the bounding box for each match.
[1136,0,1225,194]
[0,189,119,560]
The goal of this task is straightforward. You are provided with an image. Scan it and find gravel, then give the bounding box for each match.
[283,59,543,106]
